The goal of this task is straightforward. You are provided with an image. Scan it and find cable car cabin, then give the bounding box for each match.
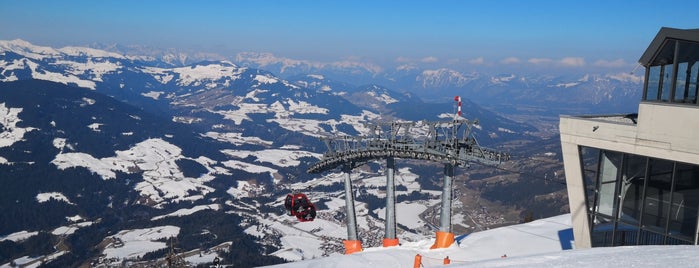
[284,193,316,222]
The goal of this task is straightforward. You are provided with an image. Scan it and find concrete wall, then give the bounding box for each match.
[636,103,699,163]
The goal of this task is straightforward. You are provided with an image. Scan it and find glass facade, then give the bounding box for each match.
[643,39,699,104]
[581,146,699,246]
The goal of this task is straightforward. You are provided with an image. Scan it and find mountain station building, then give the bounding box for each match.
[560,27,699,248]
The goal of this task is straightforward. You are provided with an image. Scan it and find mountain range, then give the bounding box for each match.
[233,51,644,115]
[0,39,600,267]
[87,41,643,114]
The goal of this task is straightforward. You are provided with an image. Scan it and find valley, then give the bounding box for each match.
[0,39,615,267]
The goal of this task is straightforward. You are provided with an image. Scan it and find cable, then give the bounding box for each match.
[630,63,642,75]
[485,164,567,186]
[419,254,470,264]
[462,153,567,187]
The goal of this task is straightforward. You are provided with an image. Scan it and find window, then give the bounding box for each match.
[668,162,699,241]
[641,159,673,232]
[661,64,673,102]
[690,63,699,103]
[675,62,689,102]
[652,40,677,102]
[580,147,600,217]
[646,66,661,101]
[582,148,699,246]
[597,151,621,217]
[676,41,699,104]
[620,154,646,224]
[644,39,699,104]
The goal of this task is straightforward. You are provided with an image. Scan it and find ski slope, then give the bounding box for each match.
[265,214,699,267]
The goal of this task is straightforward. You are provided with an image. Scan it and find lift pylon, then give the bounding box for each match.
[307,98,509,252]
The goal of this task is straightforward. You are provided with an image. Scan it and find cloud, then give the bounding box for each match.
[500,57,520,64]
[446,58,462,65]
[421,56,439,63]
[526,57,585,67]
[330,59,384,73]
[469,57,485,65]
[396,63,418,71]
[559,57,585,67]
[395,56,413,63]
[593,59,628,68]
[528,58,553,64]
[607,72,643,83]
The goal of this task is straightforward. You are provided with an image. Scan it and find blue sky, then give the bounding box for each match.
[2,0,697,71]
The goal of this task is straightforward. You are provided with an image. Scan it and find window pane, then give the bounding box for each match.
[690,63,699,104]
[614,222,639,246]
[661,64,673,102]
[638,228,666,245]
[597,151,621,216]
[591,215,615,247]
[580,146,600,214]
[668,162,699,241]
[646,66,661,101]
[651,40,676,102]
[620,154,646,224]
[642,159,674,231]
[675,62,688,102]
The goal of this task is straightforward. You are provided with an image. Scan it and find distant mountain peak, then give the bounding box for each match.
[0,39,126,60]
[418,68,478,88]
[235,52,384,76]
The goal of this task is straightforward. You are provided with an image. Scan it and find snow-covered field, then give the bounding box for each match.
[102,225,181,260]
[0,230,38,242]
[0,103,36,149]
[150,204,221,221]
[264,214,699,268]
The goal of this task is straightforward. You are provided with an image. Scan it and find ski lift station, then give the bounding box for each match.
[560,27,699,248]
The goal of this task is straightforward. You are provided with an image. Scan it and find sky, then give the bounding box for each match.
[1,0,698,71]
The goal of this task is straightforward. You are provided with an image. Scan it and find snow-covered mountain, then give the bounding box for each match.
[385,67,643,114]
[235,52,643,114]
[0,39,532,145]
[235,52,384,80]
[6,39,643,115]
[0,40,566,267]
[288,74,422,115]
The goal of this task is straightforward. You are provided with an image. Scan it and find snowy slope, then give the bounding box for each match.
[266,214,572,267]
[265,214,699,268]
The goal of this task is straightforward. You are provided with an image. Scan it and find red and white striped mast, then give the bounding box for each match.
[453,95,462,119]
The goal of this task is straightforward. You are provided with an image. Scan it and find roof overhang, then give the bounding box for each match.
[639,27,699,67]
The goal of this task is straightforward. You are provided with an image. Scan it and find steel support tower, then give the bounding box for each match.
[308,113,508,253]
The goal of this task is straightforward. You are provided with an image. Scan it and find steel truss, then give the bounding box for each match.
[308,118,509,173]
[307,116,509,252]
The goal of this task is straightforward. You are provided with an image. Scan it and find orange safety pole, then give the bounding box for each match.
[430,231,455,249]
[382,238,400,247]
[343,240,363,254]
[443,256,451,265]
[413,254,422,268]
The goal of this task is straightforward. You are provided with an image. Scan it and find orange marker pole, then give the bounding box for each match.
[343,240,362,254]
[430,231,455,249]
[382,238,399,247]
[413,254,422,268]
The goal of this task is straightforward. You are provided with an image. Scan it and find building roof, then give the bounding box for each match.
[638,27,699,66]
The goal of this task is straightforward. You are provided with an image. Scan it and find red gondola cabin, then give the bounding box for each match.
[284,193,316,222]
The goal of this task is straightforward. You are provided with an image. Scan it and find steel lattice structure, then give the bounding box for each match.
[307,118,509,173]
[306,98,510,253]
